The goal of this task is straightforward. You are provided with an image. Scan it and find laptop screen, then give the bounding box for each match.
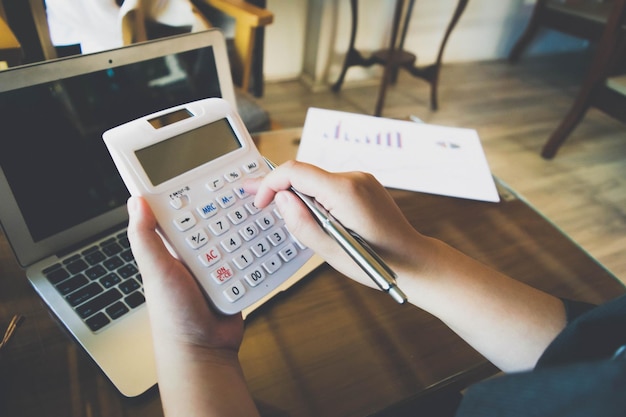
[0,45,222,243]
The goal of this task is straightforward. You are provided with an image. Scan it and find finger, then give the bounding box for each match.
[126,196,180,285]
[272,190,331,248]
[250,161,339,210]
[126,196,204,317]
[127,197,243,347]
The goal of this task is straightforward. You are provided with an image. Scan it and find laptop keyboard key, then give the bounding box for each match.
[125,291,145,308]
[103,256,124,271]
[56,274,89,295]
[106,301,129,320]
[85,264,107,280]
[118,234,130,248]
[102,242,123,257]
[46,267,70,285]
[85,312,110,332]
[100,272,121,288]
[84,250,106,265]
[120,249,134,262]
[67,282,103,307]
[117,264,138,279]
[119,278,140,294]
[76,288,122,318]
[66,259,89,274]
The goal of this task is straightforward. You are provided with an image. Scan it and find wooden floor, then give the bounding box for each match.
[256,52,626,284]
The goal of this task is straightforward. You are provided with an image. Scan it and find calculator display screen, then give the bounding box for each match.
[135,118,242,186]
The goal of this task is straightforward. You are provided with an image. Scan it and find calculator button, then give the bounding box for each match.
[279,243,298,262]
[224,169,242,183]
[223,280,246,302]
[173,212,196,231]
[198,246,222,267]
[220,234,242,253]
[206,177,224,191]
[251,239,271,258]
[169,196,186,209]
[208,217,230,236]
[262,255,282,274]
[211,263,234,284]
[227,208,248,225]
[233,249,254,270]
[216,191,237,208]
[245,202,260,215]
[273,207,283,219]
[186,229,209,249]
[244,268,266,287]
[267,228,287,246]
[233,186,248,199]
[242,160,260,174]
[197,201,219,219]
[256,214,275,231]
[239,222,259,241]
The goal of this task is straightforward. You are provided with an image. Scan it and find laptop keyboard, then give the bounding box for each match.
[43,231,145,332]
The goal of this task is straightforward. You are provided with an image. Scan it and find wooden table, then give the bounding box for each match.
[1,128,624,417]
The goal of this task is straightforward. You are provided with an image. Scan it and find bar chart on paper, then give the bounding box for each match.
[296,108,500,202]
[323,121,403,149]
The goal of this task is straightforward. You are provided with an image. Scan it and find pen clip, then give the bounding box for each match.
[347,230,397,280]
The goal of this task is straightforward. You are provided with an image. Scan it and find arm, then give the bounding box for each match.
[126,196,260,417]
[245,160,567,372]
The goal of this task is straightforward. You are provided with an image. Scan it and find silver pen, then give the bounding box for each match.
[264,158,407,304]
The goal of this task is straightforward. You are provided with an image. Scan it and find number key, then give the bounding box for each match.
[256,213,275,230]
[239,222,259,241]
[267,227,287,246]
[208,217,230,236]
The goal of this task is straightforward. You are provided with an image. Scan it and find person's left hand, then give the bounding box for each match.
[127,196,259,416]
[126,196,243,360]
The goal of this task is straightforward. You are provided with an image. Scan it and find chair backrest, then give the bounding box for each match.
[546,0,616,39]
[2,0,272,94]
[539,0,626,158]
[0,1,21,67]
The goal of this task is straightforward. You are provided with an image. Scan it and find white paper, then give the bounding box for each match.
[296,108,500,203]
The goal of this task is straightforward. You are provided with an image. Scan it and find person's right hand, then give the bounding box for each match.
[244,160,431,291]
[246,161,569,374]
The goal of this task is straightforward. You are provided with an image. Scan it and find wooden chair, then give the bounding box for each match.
[536,0,626,158]
[1,0,273,132]
[332,0,469,116]
[2,0,272,94]
[0,1,22,68]
[509,0,615,63]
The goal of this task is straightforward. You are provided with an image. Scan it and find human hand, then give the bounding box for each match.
[244,160,428,291]
[246,162,568,374]
[127,196,258,416]
[126,196,243,362]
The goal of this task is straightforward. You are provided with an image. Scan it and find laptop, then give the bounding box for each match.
[0,29,238,397]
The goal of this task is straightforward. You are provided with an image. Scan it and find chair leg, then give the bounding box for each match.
[541,98,591,159]
[374,0,405,116]
[332,0,359,92]
[508,0,546,63]
[428,0,468,110]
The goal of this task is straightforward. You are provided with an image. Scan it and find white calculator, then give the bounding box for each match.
[103,98,313,314]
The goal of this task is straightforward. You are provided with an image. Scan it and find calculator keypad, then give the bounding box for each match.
[169,159,309,310]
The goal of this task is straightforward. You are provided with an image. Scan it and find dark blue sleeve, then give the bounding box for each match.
[536,294,626,369]
[454,295,626,417]
[561,298,596,323]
